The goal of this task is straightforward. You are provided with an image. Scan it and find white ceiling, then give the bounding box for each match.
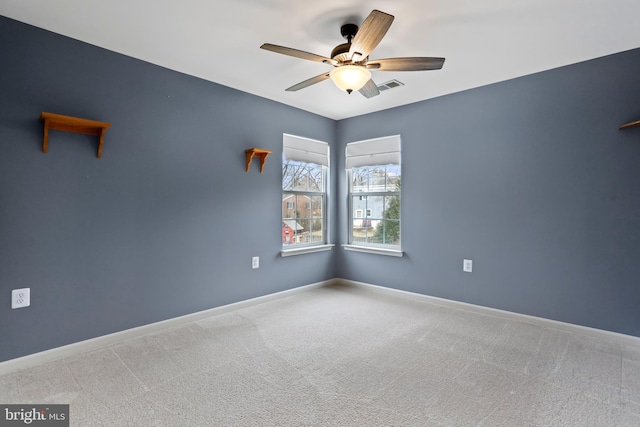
[2,1,640,120]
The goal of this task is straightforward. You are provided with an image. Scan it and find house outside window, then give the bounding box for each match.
[346,135,401,254]
[282,134,329,250]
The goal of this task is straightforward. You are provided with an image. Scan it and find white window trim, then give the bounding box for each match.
[342,244,403,257]
[282,134,331,252]
[281,244,335,257]
[346,134,402,252]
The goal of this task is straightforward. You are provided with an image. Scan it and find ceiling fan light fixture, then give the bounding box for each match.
[329,65,371,94]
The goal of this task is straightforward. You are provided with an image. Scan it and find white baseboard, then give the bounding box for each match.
[336,278,640,347]
[0,279,337,375]
[3,277,637,376]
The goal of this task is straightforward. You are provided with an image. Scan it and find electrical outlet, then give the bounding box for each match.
[463,259,473,273]
[12,288,30,309]
[252,256,259,269]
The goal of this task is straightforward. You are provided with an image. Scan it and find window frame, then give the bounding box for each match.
[344,135,403,257]
[281,134,333,257]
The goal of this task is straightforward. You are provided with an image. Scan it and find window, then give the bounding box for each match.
[282,134,330,254]
[346,135,401,255]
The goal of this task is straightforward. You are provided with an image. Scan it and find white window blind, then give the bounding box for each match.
[283,134,329,166]
[345,135,401,169]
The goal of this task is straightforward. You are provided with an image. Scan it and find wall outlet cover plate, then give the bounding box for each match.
[12,288,30,309]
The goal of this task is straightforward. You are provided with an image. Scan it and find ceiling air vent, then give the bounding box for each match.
[377,79,405,91]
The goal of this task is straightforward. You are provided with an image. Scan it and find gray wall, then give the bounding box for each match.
[0,17,336,362]
[335,48,640,337]
[2,16,640,364]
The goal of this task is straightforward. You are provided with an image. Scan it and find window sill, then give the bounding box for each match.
[281,244,335,257]
[342,244,404,257]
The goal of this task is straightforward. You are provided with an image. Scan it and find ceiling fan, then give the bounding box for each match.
[260,9,445,98]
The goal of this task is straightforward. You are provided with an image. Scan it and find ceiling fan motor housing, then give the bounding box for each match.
[331,43,350,61]
[332,23,359,62]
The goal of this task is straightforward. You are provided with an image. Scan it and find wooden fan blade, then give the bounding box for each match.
[349,10,394,62]
[367,57,445,71]
[285,72,331,92]
[359,79,380,98]
[261,43,337,65]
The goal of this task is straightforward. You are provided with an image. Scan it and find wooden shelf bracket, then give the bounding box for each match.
[40,112,112,158]
[619,119,640,130]
[245,148,272,173]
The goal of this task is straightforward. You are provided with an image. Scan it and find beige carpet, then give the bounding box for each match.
[1,284,639,426]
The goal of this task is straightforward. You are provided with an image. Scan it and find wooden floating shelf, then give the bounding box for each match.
[619,119,640,130]
[245,148,272,173]
[40,112,112,158]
